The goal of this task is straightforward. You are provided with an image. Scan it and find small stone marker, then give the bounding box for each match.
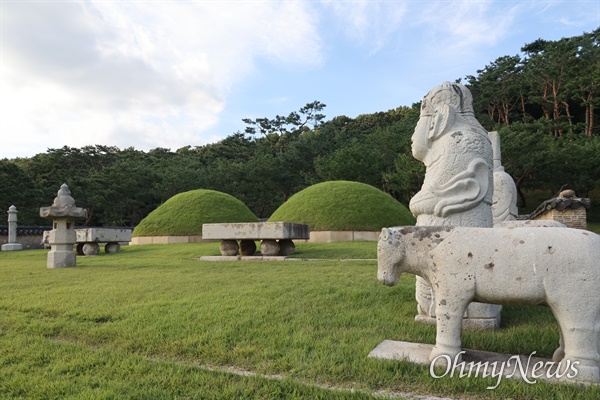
[1,205,24,251]
[40,184,87,268]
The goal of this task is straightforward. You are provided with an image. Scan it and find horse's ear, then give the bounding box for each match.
[380,228,390,241]
[428,103,455,141]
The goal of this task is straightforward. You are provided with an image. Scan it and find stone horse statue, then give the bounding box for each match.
[377,225,600,384]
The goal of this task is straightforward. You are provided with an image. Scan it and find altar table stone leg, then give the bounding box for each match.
[220,240,239,256]
[278,239,295,256]
[239,240,257,256]
[82,242,100,256]
[105,242,121,253]
[76,243,85,256]
[260,240,280,256]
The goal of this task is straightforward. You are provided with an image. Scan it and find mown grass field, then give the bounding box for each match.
[587,222,600,234]
[1,242,598,399]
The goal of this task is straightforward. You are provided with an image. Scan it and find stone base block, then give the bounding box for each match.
[105,242,121,253]
[415,315,500,331]
[47,250,77,268]
[1,243,23,251]
[199,256,288,262]
[278,239,295,256]
[239,240,257,256]
[416,302,502,331]
[303,231,379,243]
[368,340,596,385]
[220,240,239,256]
[202,222,309,240]
[260,239,280,256]
[76,228,132,243]
[82,243,100,256]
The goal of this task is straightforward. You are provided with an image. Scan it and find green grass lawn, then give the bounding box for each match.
[1,243,598,399]
[587,222,600,234]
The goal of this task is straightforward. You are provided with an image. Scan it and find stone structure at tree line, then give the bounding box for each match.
[529,188,591,230]
[1,205,23,251]
[40,184,87,268]
[408,82,501,330]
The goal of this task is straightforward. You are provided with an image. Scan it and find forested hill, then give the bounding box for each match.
[1,29,599,226]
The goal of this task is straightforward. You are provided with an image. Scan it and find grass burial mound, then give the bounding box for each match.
[133,189,258,237]
[268,181,415,232]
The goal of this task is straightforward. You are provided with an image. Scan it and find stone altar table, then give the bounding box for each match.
[202,222,310,256]
[75,228,133,255]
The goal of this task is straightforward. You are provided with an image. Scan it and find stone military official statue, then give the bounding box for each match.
[409,82,500,329]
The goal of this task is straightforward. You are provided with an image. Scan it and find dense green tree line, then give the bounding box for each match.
[1,30,598,226]
[466,28,599,136]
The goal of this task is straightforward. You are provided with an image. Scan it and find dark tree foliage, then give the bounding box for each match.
[466,28,599,136]
[1,30,598,226]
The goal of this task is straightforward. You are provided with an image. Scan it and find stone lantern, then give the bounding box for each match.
[40,184,87,268]
[1,205,24,251]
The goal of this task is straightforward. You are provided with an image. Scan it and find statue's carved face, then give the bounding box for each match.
[411,109,433,161]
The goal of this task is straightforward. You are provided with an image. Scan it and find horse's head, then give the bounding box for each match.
[377,228,406,286]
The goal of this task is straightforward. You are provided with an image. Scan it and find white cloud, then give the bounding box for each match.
[0,0,322,158]
[415,1,520,54]
[323,0,409,53]
[1,0,595,159]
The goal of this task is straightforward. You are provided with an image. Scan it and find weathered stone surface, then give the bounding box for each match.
[239,240,257,256]
[82,242,100,256]
[40,184,86,268]
[409,82,499,328]
[40,184,87,219]
[71,228,132,255]
[303,231,380,243]
[409,82,493,227]
[204,222,309,257]
[105,242,121,253]
[47,249,76,269]
[377,226,600,384]
[278,239,295,256]
[1,205,23,251]
[260,239,280,256]
[76,228,132,243]
[220,240,239,256]
[494,220,566,228]
[202,222,309,240]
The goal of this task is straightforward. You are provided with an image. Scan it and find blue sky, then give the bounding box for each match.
[1,0,598,159]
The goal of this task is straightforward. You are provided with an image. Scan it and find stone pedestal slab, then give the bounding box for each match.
[1,243,23,251]
[368,340,595,385]
[203,222,309,256]
[202,222,309,240]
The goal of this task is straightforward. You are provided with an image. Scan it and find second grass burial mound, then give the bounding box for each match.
[268,181,415,235]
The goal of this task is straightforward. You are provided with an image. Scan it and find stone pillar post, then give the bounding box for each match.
[1,205,24,251]
[40,184,87,268]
